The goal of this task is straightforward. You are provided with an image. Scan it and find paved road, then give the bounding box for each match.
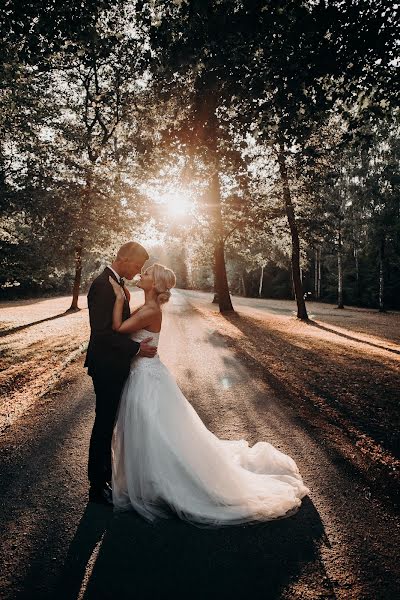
[181,289,400,346]
[0,291,398,599]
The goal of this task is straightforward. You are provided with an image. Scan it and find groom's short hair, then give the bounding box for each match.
[117,241,149,262]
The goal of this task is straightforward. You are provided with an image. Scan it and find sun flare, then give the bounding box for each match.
[157,190,194,218]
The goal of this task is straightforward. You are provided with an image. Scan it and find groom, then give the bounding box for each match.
[85,241,157,505]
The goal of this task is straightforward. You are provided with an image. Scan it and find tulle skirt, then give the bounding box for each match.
[112,357,310,527]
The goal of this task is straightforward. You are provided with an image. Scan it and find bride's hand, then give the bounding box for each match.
[109,276,125,300]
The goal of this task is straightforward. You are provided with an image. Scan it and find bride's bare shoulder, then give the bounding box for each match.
[131,304,144,315]
[134,304,162,330]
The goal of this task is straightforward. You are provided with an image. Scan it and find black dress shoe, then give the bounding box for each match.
[89,483,113,506]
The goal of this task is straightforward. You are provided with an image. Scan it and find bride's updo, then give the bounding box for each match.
[150,263,176,305]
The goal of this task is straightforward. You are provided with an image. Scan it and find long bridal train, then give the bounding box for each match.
[112,329,310,527]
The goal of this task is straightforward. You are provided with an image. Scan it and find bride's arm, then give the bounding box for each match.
[109,276,158,335]
[113,306,158,335]
[108,276,127,330]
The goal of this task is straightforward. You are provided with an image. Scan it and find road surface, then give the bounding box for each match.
[0,291,398,599]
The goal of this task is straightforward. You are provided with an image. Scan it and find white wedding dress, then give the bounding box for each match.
[112,329,310,526]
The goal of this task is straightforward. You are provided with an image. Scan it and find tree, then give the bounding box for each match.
[49,3,151,309]
[138,0,259,312]
[231,0,398,318]
[0,1,152,302]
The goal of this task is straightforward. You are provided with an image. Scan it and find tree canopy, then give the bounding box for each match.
[1,0,399,312]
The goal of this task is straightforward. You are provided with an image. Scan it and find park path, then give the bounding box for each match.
[0,295,89,432]
[0,291,399,599]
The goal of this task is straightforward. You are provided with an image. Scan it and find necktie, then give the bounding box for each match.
[119,277,125,287]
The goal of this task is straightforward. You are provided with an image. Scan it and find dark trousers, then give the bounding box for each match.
[88,372,127,489]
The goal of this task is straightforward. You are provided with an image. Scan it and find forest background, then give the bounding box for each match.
[1,0,399,318]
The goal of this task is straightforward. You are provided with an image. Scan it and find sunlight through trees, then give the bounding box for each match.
[1,0,398,313]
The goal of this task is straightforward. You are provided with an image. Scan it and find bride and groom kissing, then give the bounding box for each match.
[85,241,309,526]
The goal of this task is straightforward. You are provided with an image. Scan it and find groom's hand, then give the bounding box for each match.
[139,337,157,358]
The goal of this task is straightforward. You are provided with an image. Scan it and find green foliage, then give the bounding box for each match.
[1,0,398,312]
[0,0,151,296]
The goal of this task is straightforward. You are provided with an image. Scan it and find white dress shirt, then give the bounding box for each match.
[108,265,122,282]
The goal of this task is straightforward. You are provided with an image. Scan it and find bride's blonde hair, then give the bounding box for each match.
[149,263,176,305]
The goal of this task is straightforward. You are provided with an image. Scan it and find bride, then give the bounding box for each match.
[109,263,310,526]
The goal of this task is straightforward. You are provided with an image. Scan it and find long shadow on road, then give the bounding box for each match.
[306,320,400,355]
[0,311,84,338]
[57,497,330,600]
[218,312,399,503]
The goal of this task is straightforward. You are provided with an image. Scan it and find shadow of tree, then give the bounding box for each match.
[218,312,399,503]
[0,311,86,338]
[55,504,113,600]
[306,320,400,355]
[63,497,331,600]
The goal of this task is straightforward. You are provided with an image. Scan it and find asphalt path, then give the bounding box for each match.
[0,291,398,599]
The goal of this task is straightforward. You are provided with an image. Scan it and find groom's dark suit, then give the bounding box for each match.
[85,267,140,489]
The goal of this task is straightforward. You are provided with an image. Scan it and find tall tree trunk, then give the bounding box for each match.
[212,267,219,304]
[202,90,234,313]
[0,143,6,188]
[68,239,83,312]
[69,170,92,309]
[209,169,233,312]
[337,217,344,309]
[277,145,308,320]
[354,245,360,302]
[379,236,385,312]
[241,272,247,297]
[317,248,322,299]
[213,239,233,311]
[258,265,264,297]
[314,250,318,298]
[314,247,321,300]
